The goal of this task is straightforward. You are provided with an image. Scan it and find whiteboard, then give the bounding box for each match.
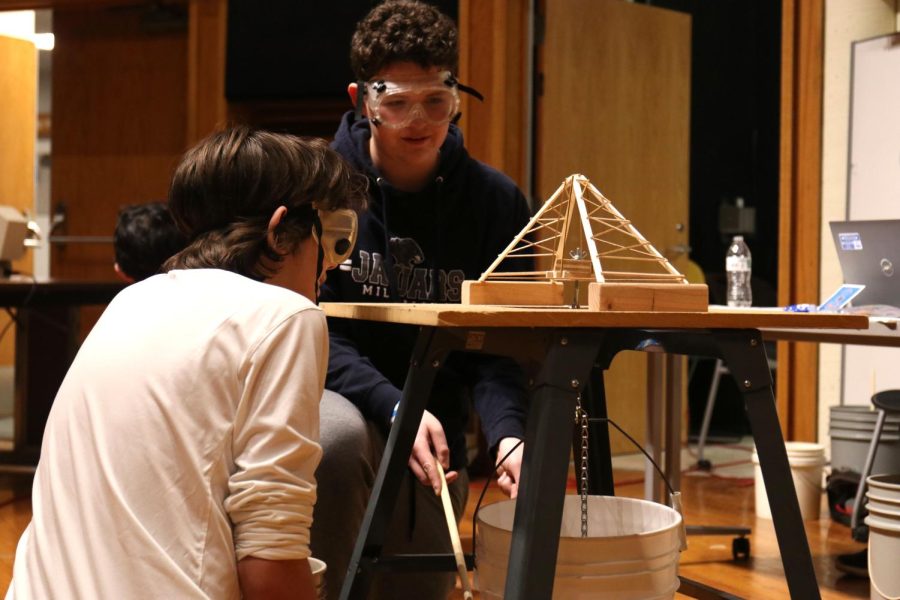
[843,32,900,406]
[847,33,900,219]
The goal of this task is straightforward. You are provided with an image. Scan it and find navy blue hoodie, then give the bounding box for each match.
[321,111,532,470]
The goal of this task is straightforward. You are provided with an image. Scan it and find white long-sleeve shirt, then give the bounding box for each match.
[7,269,326,599]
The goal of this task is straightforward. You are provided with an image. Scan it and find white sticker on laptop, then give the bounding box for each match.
[838,232,863,250]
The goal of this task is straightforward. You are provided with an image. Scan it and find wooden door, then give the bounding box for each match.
[537,0,691,453]
[49,7,189,338]
[0,34,37,368]
[51,7,188,284]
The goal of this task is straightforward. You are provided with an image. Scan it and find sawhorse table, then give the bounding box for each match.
[321,303,866,599]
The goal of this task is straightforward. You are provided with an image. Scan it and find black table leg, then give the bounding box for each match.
[716,331,821,600]
[504,332,600,600]
[339,327,452,600]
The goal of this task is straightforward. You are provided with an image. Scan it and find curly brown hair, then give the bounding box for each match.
[164,126,367,281]
[350,0,458,81]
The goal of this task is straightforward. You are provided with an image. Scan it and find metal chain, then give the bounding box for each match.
[575,394,589,538]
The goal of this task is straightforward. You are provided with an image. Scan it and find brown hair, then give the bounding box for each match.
[350,0,458,82]
[164,126,367,280]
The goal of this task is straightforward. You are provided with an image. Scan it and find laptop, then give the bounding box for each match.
[829,219,900,308]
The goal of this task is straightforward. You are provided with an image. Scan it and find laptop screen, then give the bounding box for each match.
[829,219,900,308]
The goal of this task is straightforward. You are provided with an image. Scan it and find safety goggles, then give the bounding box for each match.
[313,208,358,267]
[360,71,481,129]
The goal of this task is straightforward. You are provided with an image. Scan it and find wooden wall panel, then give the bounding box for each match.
[458,0,530,192]
[778,0,824,441]
[187,0,227,144]
[50,6,188,284]
[0,35,37,366]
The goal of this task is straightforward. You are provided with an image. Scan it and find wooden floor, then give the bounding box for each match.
[0,462,872,599]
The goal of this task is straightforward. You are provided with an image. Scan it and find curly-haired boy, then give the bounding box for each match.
[312,1,533,598]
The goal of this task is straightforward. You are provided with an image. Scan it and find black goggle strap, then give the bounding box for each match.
[354,80,367,122]
[312,213,325,291]
[445,75,483,124]
[444,74,485,102]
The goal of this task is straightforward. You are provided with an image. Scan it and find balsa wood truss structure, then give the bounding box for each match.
[462,174,708,312]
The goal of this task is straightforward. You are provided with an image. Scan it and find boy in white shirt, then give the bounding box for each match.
[6,126,366,600]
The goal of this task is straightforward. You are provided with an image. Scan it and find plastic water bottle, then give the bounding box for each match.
[726,235,752,307]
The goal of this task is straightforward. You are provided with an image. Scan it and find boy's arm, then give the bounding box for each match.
[225,307,326,567]
[326,321,402,427]
[319,268,401,427]
[238,557,317,600]
[470,354,529,496]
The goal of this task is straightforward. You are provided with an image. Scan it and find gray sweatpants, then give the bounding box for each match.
[310,390,469,600]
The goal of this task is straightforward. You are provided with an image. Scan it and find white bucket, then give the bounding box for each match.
[308,557,327,600]
[475,495,683,599]
[866,515,900,600]
[829,407,900,476]
[751,442,825,521]
[867,475,900,600]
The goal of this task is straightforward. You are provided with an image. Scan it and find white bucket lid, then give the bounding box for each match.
[784,441,826,454]
[751,442,825,466]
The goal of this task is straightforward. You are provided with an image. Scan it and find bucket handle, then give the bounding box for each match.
[471,440,524,568]
[591,417,688,551]
[471,417,688,568]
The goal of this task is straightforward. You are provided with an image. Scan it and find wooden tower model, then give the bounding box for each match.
[462,174,708,311]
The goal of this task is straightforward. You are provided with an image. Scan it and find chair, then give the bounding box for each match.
[849,389,900,541]
[694,272,778,469]
[694,354,777,469]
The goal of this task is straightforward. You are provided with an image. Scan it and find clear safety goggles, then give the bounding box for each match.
[362,71,462,129]
[313,208,358,267]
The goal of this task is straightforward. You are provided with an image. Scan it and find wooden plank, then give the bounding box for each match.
[461,280,565,306]
[319,302,867,331]
[587,283,708,312]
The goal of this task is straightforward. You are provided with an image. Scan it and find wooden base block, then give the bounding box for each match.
[462,280,565,306]
[588,282,708,312]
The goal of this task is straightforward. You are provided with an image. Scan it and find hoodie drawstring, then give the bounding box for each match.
[375,177,400,302]
[430,176,445,302]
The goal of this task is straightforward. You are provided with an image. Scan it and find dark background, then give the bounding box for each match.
[226,1,458,101]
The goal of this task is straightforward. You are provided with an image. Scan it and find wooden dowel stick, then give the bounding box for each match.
[436,461,473,600]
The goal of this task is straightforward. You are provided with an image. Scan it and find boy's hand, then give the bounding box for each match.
[496,437,524,498]
[409,410,457,494]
